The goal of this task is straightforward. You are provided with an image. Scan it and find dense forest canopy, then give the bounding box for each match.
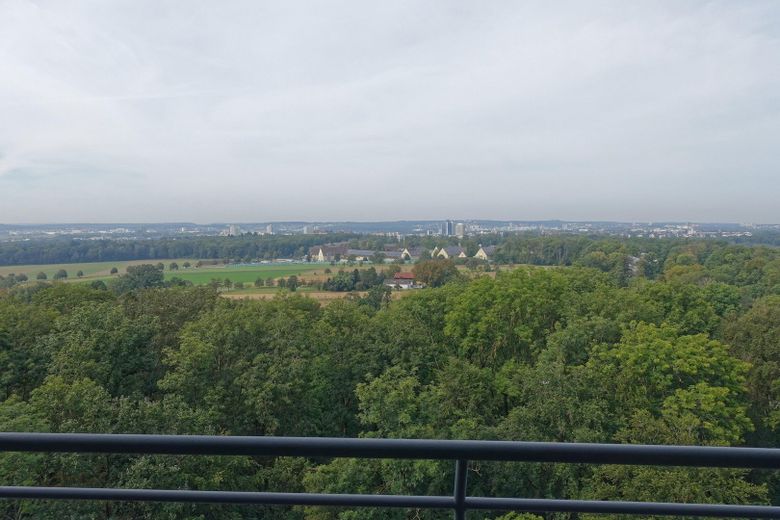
[0,237,779,519]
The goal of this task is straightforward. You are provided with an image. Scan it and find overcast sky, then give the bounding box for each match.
[1,1,779,224]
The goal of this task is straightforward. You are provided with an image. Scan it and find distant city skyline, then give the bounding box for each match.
[1,1,779,223]
[1,217,779,226]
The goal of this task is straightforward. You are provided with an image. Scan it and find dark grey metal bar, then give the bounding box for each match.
[1,487,778,518]
[0,487,453,509]
[466,497,780,519]
[2,433,780,468]
[453,459,468,520]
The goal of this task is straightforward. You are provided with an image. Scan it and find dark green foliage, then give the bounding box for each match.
[111,264,165,293]
[322,267,386,292]
[412,258,459,287]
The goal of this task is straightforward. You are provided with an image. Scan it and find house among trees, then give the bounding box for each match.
[345,249,375,261]
[474,245,497,261]
[310,245,408,263]
[309,244,348,262]
[401,247,426,261]
[384,271,420,290]
[384,251,404,261]
[437,246,467,259]
[345,249,404,262]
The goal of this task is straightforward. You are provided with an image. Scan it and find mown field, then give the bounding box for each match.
[0,259,402,287]
[0,259,195,280]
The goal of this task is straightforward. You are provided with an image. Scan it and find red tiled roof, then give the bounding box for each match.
[394,272,415,280]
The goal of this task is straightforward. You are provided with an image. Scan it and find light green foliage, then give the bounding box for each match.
[585,409,767,520]
[644,281,720,334]
[722,296,780,437]
[444,269,570,367]
[112,263,166,293]
[356,367,429,438]
[498,359,608,444]
[46,302,159,397]
[30,376,113,432]
[0,397,49,519]
[31,281,114,312]
[0,299,59,400]
[412,258,460,287]
[588,323,751,438]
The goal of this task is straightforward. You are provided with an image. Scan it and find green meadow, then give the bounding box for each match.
[0,259,192,281]
[0,259,337,286]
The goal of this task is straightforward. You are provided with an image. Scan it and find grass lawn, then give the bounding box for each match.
[0,259,195,281]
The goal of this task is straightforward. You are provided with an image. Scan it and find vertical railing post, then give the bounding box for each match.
[453,459,468,520]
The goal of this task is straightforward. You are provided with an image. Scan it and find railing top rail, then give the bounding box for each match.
[2,432,780,468]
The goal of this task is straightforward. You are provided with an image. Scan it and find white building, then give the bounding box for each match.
[455,222,466,238]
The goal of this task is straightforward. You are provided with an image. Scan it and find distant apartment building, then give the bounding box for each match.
[222,224,240,236]
[266,223,274,234]
[441,220,455,236]
[455,222,466,238]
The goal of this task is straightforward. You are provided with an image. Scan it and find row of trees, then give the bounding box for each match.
[1,269,73,288]
[321,268,388,292]
[0,234,361,266]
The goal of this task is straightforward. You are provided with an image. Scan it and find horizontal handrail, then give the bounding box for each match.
[1,487,779,518]
[2,433,780,518]
[2,433,779,468]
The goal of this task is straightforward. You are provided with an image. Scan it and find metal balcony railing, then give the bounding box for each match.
[2,433,780,518]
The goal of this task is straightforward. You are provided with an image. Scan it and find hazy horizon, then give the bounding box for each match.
[2,218,777,227]
[2,1,779,223]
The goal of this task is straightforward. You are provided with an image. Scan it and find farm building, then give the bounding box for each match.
[401,247,426,261]
[384,272,421,290]
[474,245,498,261]
[309,244,348,262]
[436,246,467,259]
[384,251,404,261]
[345,249,376,261]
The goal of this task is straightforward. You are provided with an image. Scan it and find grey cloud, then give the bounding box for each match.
[0,0,778,223]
